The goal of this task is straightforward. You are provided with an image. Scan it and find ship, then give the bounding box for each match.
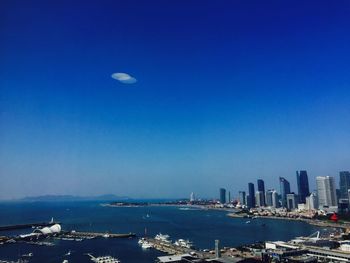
[138,238,153,249]
[155,233,171,243]
[87,254,120,263]
[174,239,194,249]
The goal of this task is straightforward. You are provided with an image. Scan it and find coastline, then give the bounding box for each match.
[227,212,350,230]
[104,202,350,230]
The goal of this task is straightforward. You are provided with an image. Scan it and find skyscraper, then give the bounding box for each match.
[271,190,279,208]
[248,183,255,208]
[339,171,350,199]
[219,188,226,204]
[239,191,246,206]
[190,192,195,202]
[257,179,266,206]
[316,176,337,208]
[296,170,310,204]
[265,190,273,207]
[279,177,291,208]
[255,191,264,207]
[286,193,298,210]
[306,193,318,210]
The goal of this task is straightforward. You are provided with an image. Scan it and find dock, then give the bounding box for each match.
[144,238,212,259]
[0,222,59,232]
[65,231,136,239]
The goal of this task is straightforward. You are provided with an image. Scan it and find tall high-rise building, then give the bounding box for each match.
[339,171,350,199]
[248,183,255,208]
[190,192,195,202]
[306,193,318,210]
[239,191,246,206]
[219,188,226,204]
[228,191,231,203]
[265,190,273,207]
[271,190,279,208]
[316,176,337,208]
[286,193,298,210]
[279,177,291,208]
[296,170,310,204]
[257,179,266,206]
[255,191,264,207]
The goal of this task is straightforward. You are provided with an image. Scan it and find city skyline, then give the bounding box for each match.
[1,0,350,199]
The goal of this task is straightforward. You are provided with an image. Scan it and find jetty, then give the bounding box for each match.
[65,231,136,239]
[143,238,212,259]
[0,222,59,232]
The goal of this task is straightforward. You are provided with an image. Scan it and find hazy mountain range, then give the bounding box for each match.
[15,194,130,202]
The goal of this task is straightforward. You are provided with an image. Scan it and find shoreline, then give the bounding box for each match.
[104,202,350,230]
[227,212,350,230]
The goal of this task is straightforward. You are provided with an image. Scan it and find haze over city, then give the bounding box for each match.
[1,0,350,199]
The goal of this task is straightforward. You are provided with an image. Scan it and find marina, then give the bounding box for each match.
[0,202,327,262]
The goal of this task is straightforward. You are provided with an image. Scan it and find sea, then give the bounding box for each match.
[0,200,321,263]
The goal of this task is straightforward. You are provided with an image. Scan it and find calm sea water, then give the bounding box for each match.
[0,201,320,262]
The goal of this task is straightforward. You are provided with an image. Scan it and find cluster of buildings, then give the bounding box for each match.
[219,170,350,213]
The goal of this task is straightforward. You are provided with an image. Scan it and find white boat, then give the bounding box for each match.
[138,238,146,245]
[103,233,110,238]
[141,242,153,249]
[87,254,120,263]
[65,250,72,256]
[245,221,251,224]
[174,239,194,248]
[155,233,171,243]
[22,252,33,257]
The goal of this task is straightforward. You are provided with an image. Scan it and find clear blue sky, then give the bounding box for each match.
[1,0,350,199]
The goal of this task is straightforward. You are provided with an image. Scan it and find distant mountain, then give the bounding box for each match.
[19,194,130,202]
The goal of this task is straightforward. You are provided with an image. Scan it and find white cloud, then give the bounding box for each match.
[111,72,137,84]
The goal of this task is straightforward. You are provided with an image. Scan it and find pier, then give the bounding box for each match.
[0,222,59,232]
[64,231,136,239]
[144,238,213,259]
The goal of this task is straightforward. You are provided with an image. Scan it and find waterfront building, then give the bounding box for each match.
[286,193,298,210]
[340,171,350,199]
[239,191,246,206]
[296,170,310,204]
[306,192,318,210]
[257,179,266,206]
[255,191,264,207]
[336,188,341,203]
[190,192,195,202]
[265,190,273,207]
[219,188,226,204]
[316,176,337,209]
[271,190,279,208]
[338,198,349,213]
[248,183,255,208]
[228,191,231,203]
[279,177,291,208]
[215,239,220,258]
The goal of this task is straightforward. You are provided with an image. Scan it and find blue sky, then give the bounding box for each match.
[1,0,350,199]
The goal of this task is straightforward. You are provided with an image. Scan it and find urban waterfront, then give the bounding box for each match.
[0,201,321,262]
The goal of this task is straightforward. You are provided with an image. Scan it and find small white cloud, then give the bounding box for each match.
[111,72,137,84]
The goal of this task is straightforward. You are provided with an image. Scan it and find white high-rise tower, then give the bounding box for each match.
[316,176,337,208]
[190,192,195,202]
